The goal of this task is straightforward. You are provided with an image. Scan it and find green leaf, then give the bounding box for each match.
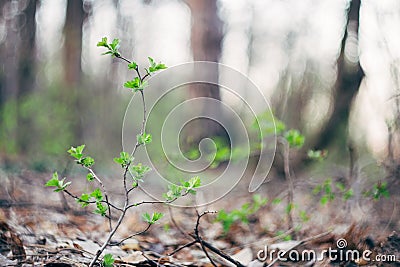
[284,129,305,148]
[137,133,152,145]
[307,149,328,161]
[114,151,134,167]
[299,210,309,222]
[97,37,108,47]
[67,145,85,160]
[336,182,345,192]
[151,212,164,223]
[103,254,114,267]
[130,163,151,180]
[46,172,71,192]
[77,193,90,207]
[142,212,164,224]
[285,203,295,214]
[253,194,268,207]
[181,176,201,195]
[94,202,107,216]
[87,173,94,181]
[272,198,281,205]
[128,62,137,70]
[343,189,354,201]
[55,178,71,192]
[163,184,183,201]
[124,77,140,89]
[45,172,60,187]
[142,212,151,223]
[148,57,167,73]
[124,77,147,92]
[90,188,103,201]
[80,156,95,167]
[109,38,120,50]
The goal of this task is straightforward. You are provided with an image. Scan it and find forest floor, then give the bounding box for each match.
[0,168,399,266]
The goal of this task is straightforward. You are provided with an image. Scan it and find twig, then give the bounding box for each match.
[84,166,113,231]
[87,52,157,267]
[194,210,218,267]
[168,240,197,256]
[168,206,191,239]
[199,239,246,267]
[278,137,294,235]
[111,224,152,246]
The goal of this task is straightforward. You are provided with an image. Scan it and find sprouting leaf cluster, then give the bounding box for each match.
[313,178,354,205]
[137,132,152,145]
[103,254,114,267]
[163,176,201,201]
[215,194,268,233]
[364,182,390,200]
[67,145,95,168]
[45,172,71,192]
[307,149,328,161]
[142,212,164,225]
[284,129,305,148]
[97,37,121,57]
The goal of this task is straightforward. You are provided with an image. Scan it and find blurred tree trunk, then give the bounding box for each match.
[18,0,38,151]
[0,0,6,107]
[0,0,18,153]
[63,0,85,143]
[64,0,84,87]
[184,0,224,146]
[314,0,364,150]
[0,0,37,153]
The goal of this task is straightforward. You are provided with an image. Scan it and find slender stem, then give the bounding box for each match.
[199,239,246,267]
[168,240,197,256]
[126,190,191,209]
[168,206,191,239]
[111,224,151,246]
[88,196,129,267]
[84,166,113,231]
[88,58,150,266]
[193,210,218,267]
[142,72,151,81]
[278,137,294,234]
[199,238,217,267]
[135,66,142,81]
[116,54,131,64]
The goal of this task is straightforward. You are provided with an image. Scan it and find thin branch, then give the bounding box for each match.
[115,54,131,64]
[169,206,191,239]
[111,224,152,246]
[277,137,294,234]
[126,190,192,209]
[193,210,219,267]
[167,240,197,256]
[199,237,217,267]
[135,66,142,81]
[142,72,151,81]
[84,166,113,231]
[198,238,246,267]
[88,54,151,267]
